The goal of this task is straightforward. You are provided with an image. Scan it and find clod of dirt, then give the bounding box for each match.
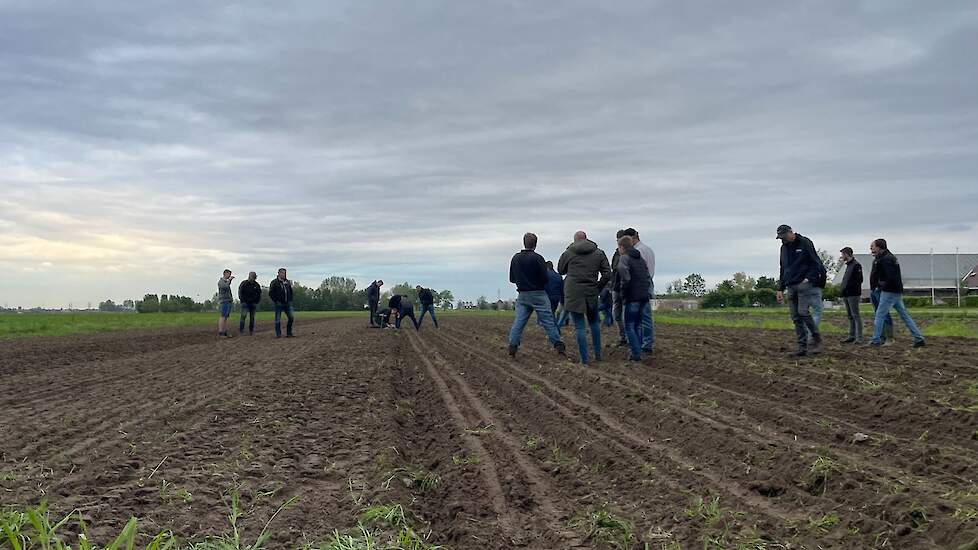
[894,524,912,537]
[852,432,870,443]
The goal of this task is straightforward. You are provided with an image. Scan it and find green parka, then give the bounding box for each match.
[557,239,611,314]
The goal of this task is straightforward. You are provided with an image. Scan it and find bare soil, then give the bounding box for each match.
[1,316,977,548]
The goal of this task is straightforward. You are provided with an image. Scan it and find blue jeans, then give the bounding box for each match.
[418,304,438,328]
[220,301,233,318]
[508,291,562,348]
[239,303,257,334]
[787,282,820,349]
[599,307,614,327]
[871,289,894,340]
[624,301,650,358]
[804,287,824,338]
[871,291,923,343]
[641,281,655,350]
[570,310,601,363]
[397,305,418,329]
[274,302,294,336]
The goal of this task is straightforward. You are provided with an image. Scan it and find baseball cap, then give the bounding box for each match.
[776,224,792,238]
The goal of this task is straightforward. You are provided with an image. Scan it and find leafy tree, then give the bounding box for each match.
[730,272,756,291]
[755,276,778,291]
[716,280,736,293]
[477,296,490,310]
[666,279,686,296]
[818,249,844,279]
[136,294,160,313]
[682,273,706,297]
[436,290,455,309]
[98,300,119,312]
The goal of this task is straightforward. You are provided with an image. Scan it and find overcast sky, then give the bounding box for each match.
[2,1,977,308]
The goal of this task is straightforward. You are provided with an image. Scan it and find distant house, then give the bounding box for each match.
[833,253,978,297]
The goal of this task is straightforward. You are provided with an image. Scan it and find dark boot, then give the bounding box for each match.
[554,342,566,356]
[508,344,518,357]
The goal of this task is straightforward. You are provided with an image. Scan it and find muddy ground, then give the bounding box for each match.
[1,316,976,548]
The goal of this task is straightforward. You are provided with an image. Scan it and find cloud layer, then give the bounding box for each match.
[2,1,977,307]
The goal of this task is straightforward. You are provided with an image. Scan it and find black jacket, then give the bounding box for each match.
[509,249,549,292]
[269,278,294,304]
[610,249,622,292]
[839,260,864,297]
[389,294,408,310]
[778,234,825,290]
[418,288,435,306]
[616,247,652,303]
[238,280,262,304]
[367,282,381,302]
[870,251,903,293]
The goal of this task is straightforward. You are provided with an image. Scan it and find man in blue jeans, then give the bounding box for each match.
[507,233,565,357]
[416,285,439,329]
[622,228,656,352]
[269,267,295,338]
[558,231,612,364]
[616,236,652,362]
[217,269,235,338]
[775,225,825,357]
[868,239,925,348]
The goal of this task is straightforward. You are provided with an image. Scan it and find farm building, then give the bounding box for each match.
[832,253,978,298]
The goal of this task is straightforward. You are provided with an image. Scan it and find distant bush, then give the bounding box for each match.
[903,296,932,308]
[701,288,778,308]
[966,295,978,308]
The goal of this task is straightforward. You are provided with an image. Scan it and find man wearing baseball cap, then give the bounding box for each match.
[776,225,826,357]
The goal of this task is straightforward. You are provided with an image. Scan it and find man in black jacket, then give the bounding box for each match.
[868,239,925,348]
[388,294,419,330]
[238,271,262,336]
[838,248,864,343]
[776,225,825,356]
[367,280,383,327]
[507,232,565,357]
[416,285,439,329]
[609,229,628,346]
[616,235,652,361]
[269,268,295,338]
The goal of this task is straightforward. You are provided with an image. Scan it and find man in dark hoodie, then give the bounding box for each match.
[610,229,628,346]
[388,293,419,330]
[367,280,383,327]
[558,231,612,364]
[269,268,295,338]
[507,233,565,357]
[868,239,925,348]
[544,261,564,316]
[616,235,652,361]
[416,285,439,329]
[776,225,825,357]
[237,271,262,336]
[838,247,864,343]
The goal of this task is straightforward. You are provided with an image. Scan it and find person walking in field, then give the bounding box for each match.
[269,268,295,338]
[869,256,895,343]
[610,229,628,347]
[367,280,383,327]
[238,271,262,336]
[838,247,864,343]
[507,232,565,358]
[544,261,564,317]
[558,231,612,364]
[623,228,656,352]
[416,285,439,329]
[217,269,234,338]
[868,239,925,348]
[775,225,825,357]
[616,235,652,362]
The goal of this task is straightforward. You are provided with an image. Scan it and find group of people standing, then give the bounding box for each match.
[216,268,296,338]
[776,224,925,357]
[365,280,440,330]
[508,228,657,364]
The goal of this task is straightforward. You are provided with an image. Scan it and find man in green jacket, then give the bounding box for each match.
[558,231,612,364]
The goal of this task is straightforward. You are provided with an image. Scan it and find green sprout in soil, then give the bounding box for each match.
[808,512,840,533]
[567,505,633,550]
[383,467,441,493]
[805,456,838,496]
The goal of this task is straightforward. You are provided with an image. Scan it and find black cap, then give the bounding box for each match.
[776,224,792,238]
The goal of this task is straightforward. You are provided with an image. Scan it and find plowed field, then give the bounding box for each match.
[2,316,977,548]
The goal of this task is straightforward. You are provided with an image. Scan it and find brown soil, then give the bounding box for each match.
[1,316,976,548]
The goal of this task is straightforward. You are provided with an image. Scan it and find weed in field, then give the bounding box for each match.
[525,435,543,450]
[684,495,724,526]
[805,456,838,496]
[383,467,440,493]
[547,442,576,468]
[462,423,493,435]
[907,502,928,530]
[0,501,177,550]
[360,504,407,529]
[952,507,978,522]
[567,505,633,549]
[450,454,480,467]
[807,512,840,533]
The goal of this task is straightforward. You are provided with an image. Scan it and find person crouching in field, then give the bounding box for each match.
[775,225,824,357]
[238,272,262,336]
[558,231,612,364]
[388,294,419,330]
[616,236,652,362]
[217,269,234,338]
[868,239,925,348]
[269,268,295,338]
[416,285,439,329]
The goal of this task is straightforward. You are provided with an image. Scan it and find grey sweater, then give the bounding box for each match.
[217,278,233,303]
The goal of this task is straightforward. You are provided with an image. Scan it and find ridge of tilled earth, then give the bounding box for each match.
[1,316,977,548]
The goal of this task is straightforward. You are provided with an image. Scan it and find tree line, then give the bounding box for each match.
[132,277,455,313]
